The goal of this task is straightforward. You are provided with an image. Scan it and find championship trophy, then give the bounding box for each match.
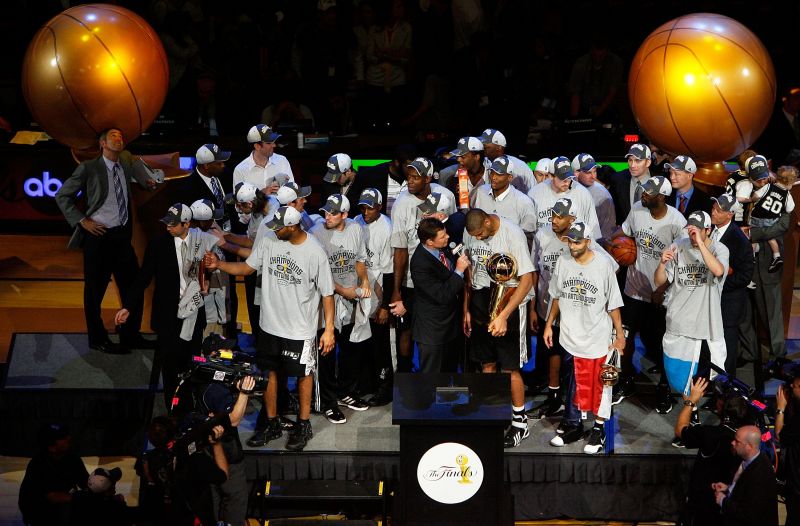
[486,253,518,323]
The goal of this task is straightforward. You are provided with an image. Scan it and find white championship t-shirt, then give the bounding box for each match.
[463,218,534,291]
[528,179,600,235]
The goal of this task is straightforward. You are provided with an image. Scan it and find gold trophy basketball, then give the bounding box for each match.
[486,253,518,323]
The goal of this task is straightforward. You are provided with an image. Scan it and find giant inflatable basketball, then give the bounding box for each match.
[629,13,775,177]
[22,4,169,151]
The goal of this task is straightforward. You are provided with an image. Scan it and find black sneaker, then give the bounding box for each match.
[285,420,313,452]
[533,397,565,418]
[324,407,347,424]
[246,419,282,447]
[367,392,393,407]
[583,426,606,454]
[768,256,783,273]
[611,377,635,406]
[338,396,369,411]
[671,437,686,448]
[504,424,530,448]
[655,388,674,414]
[550,423,584,447]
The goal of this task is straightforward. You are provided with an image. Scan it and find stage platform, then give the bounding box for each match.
[3,332,796,522]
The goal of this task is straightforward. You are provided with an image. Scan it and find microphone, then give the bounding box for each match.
[449,242,464,256]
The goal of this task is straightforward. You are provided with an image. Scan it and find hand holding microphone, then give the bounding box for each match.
[449,242,470,273]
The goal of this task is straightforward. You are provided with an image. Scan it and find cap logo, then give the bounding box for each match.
[364,189,376,197]
[169,206,178,215]
[750,159,765,170]
[421,159,430,168]
[557,160,569,169]
[275,210,283,220]
[212,145,218,153]
[260,125,268,134]
[327,161,337,171]
[633,144,643,151]
[330,195,340,204]
[498,158,507,166]
[458,138,466,145]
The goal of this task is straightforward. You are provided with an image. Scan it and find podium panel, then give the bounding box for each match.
[393,373,512,525]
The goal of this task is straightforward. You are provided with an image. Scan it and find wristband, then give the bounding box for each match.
[776,409,785,415]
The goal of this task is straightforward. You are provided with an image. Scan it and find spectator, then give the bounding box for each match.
[568,35,623,119]
[19,424,89,526]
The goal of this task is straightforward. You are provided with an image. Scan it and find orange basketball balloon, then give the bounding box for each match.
[22,4,169,151]
[629,13,775,163]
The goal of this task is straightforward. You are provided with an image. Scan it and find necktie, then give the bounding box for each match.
[112,163,128,225]
[180,240,188,277]
[439,251,450,270]
[679,195,688,214]
[211,177,224,208]
[634,181,643,203]
[710,227,719,242]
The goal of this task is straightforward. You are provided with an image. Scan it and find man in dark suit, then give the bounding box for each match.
[608,143,653,226]
[713,425,778,526]
[115,203,228,407]
[410,218,470,372]
[710,195,754,375]
[753,87,800,166]
[666,155,711,218]
[55,128,155,354]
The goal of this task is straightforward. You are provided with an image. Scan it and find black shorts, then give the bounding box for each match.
[396,286,416,331]
[256,329,315,377]
[468,288,526,370]
[536,316,565,358]
[621,294,666,335]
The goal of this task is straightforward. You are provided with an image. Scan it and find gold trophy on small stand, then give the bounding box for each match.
[486,253,518,323]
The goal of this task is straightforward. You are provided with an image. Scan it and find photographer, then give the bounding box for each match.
[674,377,752,526]
[777,372,800,525]
[196,375,255,526]
[172,424,229,526]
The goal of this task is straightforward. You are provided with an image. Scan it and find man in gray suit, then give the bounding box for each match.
[55,128,154,353]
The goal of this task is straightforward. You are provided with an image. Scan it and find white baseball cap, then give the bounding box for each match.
[234,182,258,203]
[480,128,507,147]
[195,143,231,165]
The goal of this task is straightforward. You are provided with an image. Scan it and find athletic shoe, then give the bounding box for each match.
[746,281,757,290]
[285,420,313,452]
[583,426,606,454]
[338,396,370,411]
[504,424,530,448]
[367,392,393,407]
[532,396,565,418]
[671,437,686,448]
[768,256,784,273]
[611,377,635,406]
[550,423,584,447]
[655,387,673,414]
[324,407,347,424]
[246,419,282,447]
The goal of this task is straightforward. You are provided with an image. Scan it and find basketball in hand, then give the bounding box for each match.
[609,236,637,266]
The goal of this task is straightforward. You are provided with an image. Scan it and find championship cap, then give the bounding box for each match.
[489,155,513,175]
[565,221,592,242]
[320,193,351,214]
[276,181,312,205]
[450,137,484,157]
[712,193,743,214]
[552,156,575,180]
[265,206,302,230]
[571,153,598,172]
[195,143,231,164]
[625,143,651,160]
[234,182,258,203]
[323,153,353,183]
[358,188,383,208]
[686,210,711,229]
[480,128,507,147]
[535,157,553,174]
[642,175,672,196]
[247,124,281,144]
[190,199,224,221]
[665,155,697,174]
[417,192,453,216]
[160,203,192,225]
[407,157,434,178]
[745,154,769,180]
[551,197,576,217]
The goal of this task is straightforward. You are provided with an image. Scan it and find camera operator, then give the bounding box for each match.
[172,424,229,526]
[777,372,800,525]
[674,377,752,526]
[196,375,255,526]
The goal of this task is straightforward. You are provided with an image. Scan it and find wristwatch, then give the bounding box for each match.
[683,399,696,408]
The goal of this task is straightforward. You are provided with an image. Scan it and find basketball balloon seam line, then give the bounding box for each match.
[91,5,170,87]
[62,12,144,136]
[662,17,695,158]
[667,42,746,151]
[45,24,100,138]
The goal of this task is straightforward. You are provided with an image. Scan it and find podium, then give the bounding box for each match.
[392,373,513,525]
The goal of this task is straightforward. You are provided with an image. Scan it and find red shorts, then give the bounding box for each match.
[573,355,612,419]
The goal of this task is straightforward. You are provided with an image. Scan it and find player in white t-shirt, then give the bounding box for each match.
[463,209,534,448]
[572,153,616,241]
[205,206,336,453]
[606,176,687,412]
[471,155,537,235]
[544,221,625,454]
[655,211,729,403]
[310,194,372,424]
[527,156,600,236]
[355,188,395,407]
[389,157,456,372]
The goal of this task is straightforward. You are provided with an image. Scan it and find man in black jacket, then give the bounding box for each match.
[710,195,754,375]
[410,218,470,372]
[608,143,653,226]
[713,425,778,526]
